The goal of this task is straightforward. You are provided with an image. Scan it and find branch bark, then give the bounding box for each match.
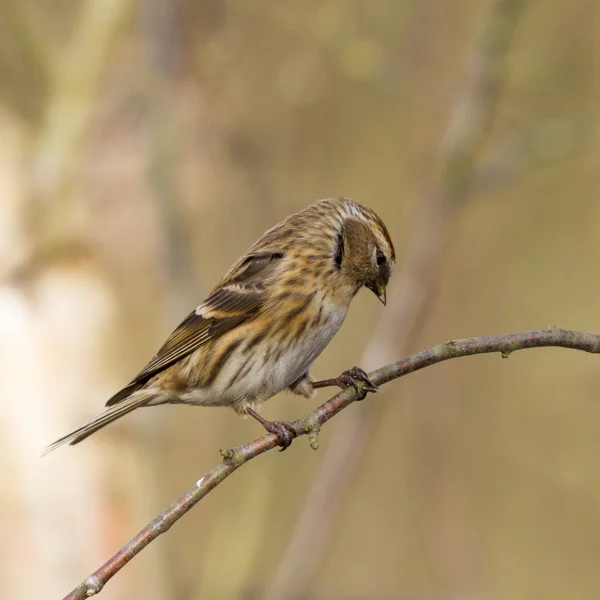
[63,326,600,599]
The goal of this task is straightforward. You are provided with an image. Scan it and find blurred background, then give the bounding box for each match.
[0,1,598,599]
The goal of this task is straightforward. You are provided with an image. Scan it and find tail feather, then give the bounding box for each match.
[43,393,151,455]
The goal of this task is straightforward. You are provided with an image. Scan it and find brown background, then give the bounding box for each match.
[0,1,598,599]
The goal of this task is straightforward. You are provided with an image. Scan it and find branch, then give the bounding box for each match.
[64,326,600,599]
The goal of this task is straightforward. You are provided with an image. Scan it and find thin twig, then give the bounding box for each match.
[63,326,600,599]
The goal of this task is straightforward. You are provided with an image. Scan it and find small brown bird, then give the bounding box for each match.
[45,198,395,452]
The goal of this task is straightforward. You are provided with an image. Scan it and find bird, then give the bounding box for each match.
[45,197,395,453]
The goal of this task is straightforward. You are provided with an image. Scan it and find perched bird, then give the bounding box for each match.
[45,197,395,452]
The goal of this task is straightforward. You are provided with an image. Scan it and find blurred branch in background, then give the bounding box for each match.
[264,1,525,599]
[28,0,133,251]
[0,1,55,123]
[2,0,132,288]
[141,0,198,317]
[130,3,200,597]
[63,326,600,600]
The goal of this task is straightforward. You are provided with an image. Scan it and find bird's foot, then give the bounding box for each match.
[262,420,297,451]
[313,366,378,400]
[245,407,297,450]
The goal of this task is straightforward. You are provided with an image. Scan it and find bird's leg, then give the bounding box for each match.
[312,366,378,400]
[287,371,315,398]
[246,408,297,451]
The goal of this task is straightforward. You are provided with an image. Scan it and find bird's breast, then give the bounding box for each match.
[267,299,347,392]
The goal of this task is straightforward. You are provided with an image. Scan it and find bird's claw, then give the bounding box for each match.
[263,420,297,451]
[337,366,378,400]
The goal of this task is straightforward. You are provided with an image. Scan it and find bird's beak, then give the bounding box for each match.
[366,280,388,306]
[367,282,387,305]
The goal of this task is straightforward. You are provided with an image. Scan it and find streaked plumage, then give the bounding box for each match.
[45,197,395,452]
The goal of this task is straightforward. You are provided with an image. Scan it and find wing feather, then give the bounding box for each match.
[106,252,283,406]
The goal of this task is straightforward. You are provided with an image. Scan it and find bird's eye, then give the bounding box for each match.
[376,250,387,266]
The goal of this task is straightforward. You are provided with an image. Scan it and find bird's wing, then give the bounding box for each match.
[106,252,284,406]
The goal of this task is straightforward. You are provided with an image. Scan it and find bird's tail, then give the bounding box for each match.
[43,392,152,455]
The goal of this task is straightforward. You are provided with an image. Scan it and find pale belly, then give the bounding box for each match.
[263,306,347,395]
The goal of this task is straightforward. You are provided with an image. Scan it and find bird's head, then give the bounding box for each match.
[331,199,395,305]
